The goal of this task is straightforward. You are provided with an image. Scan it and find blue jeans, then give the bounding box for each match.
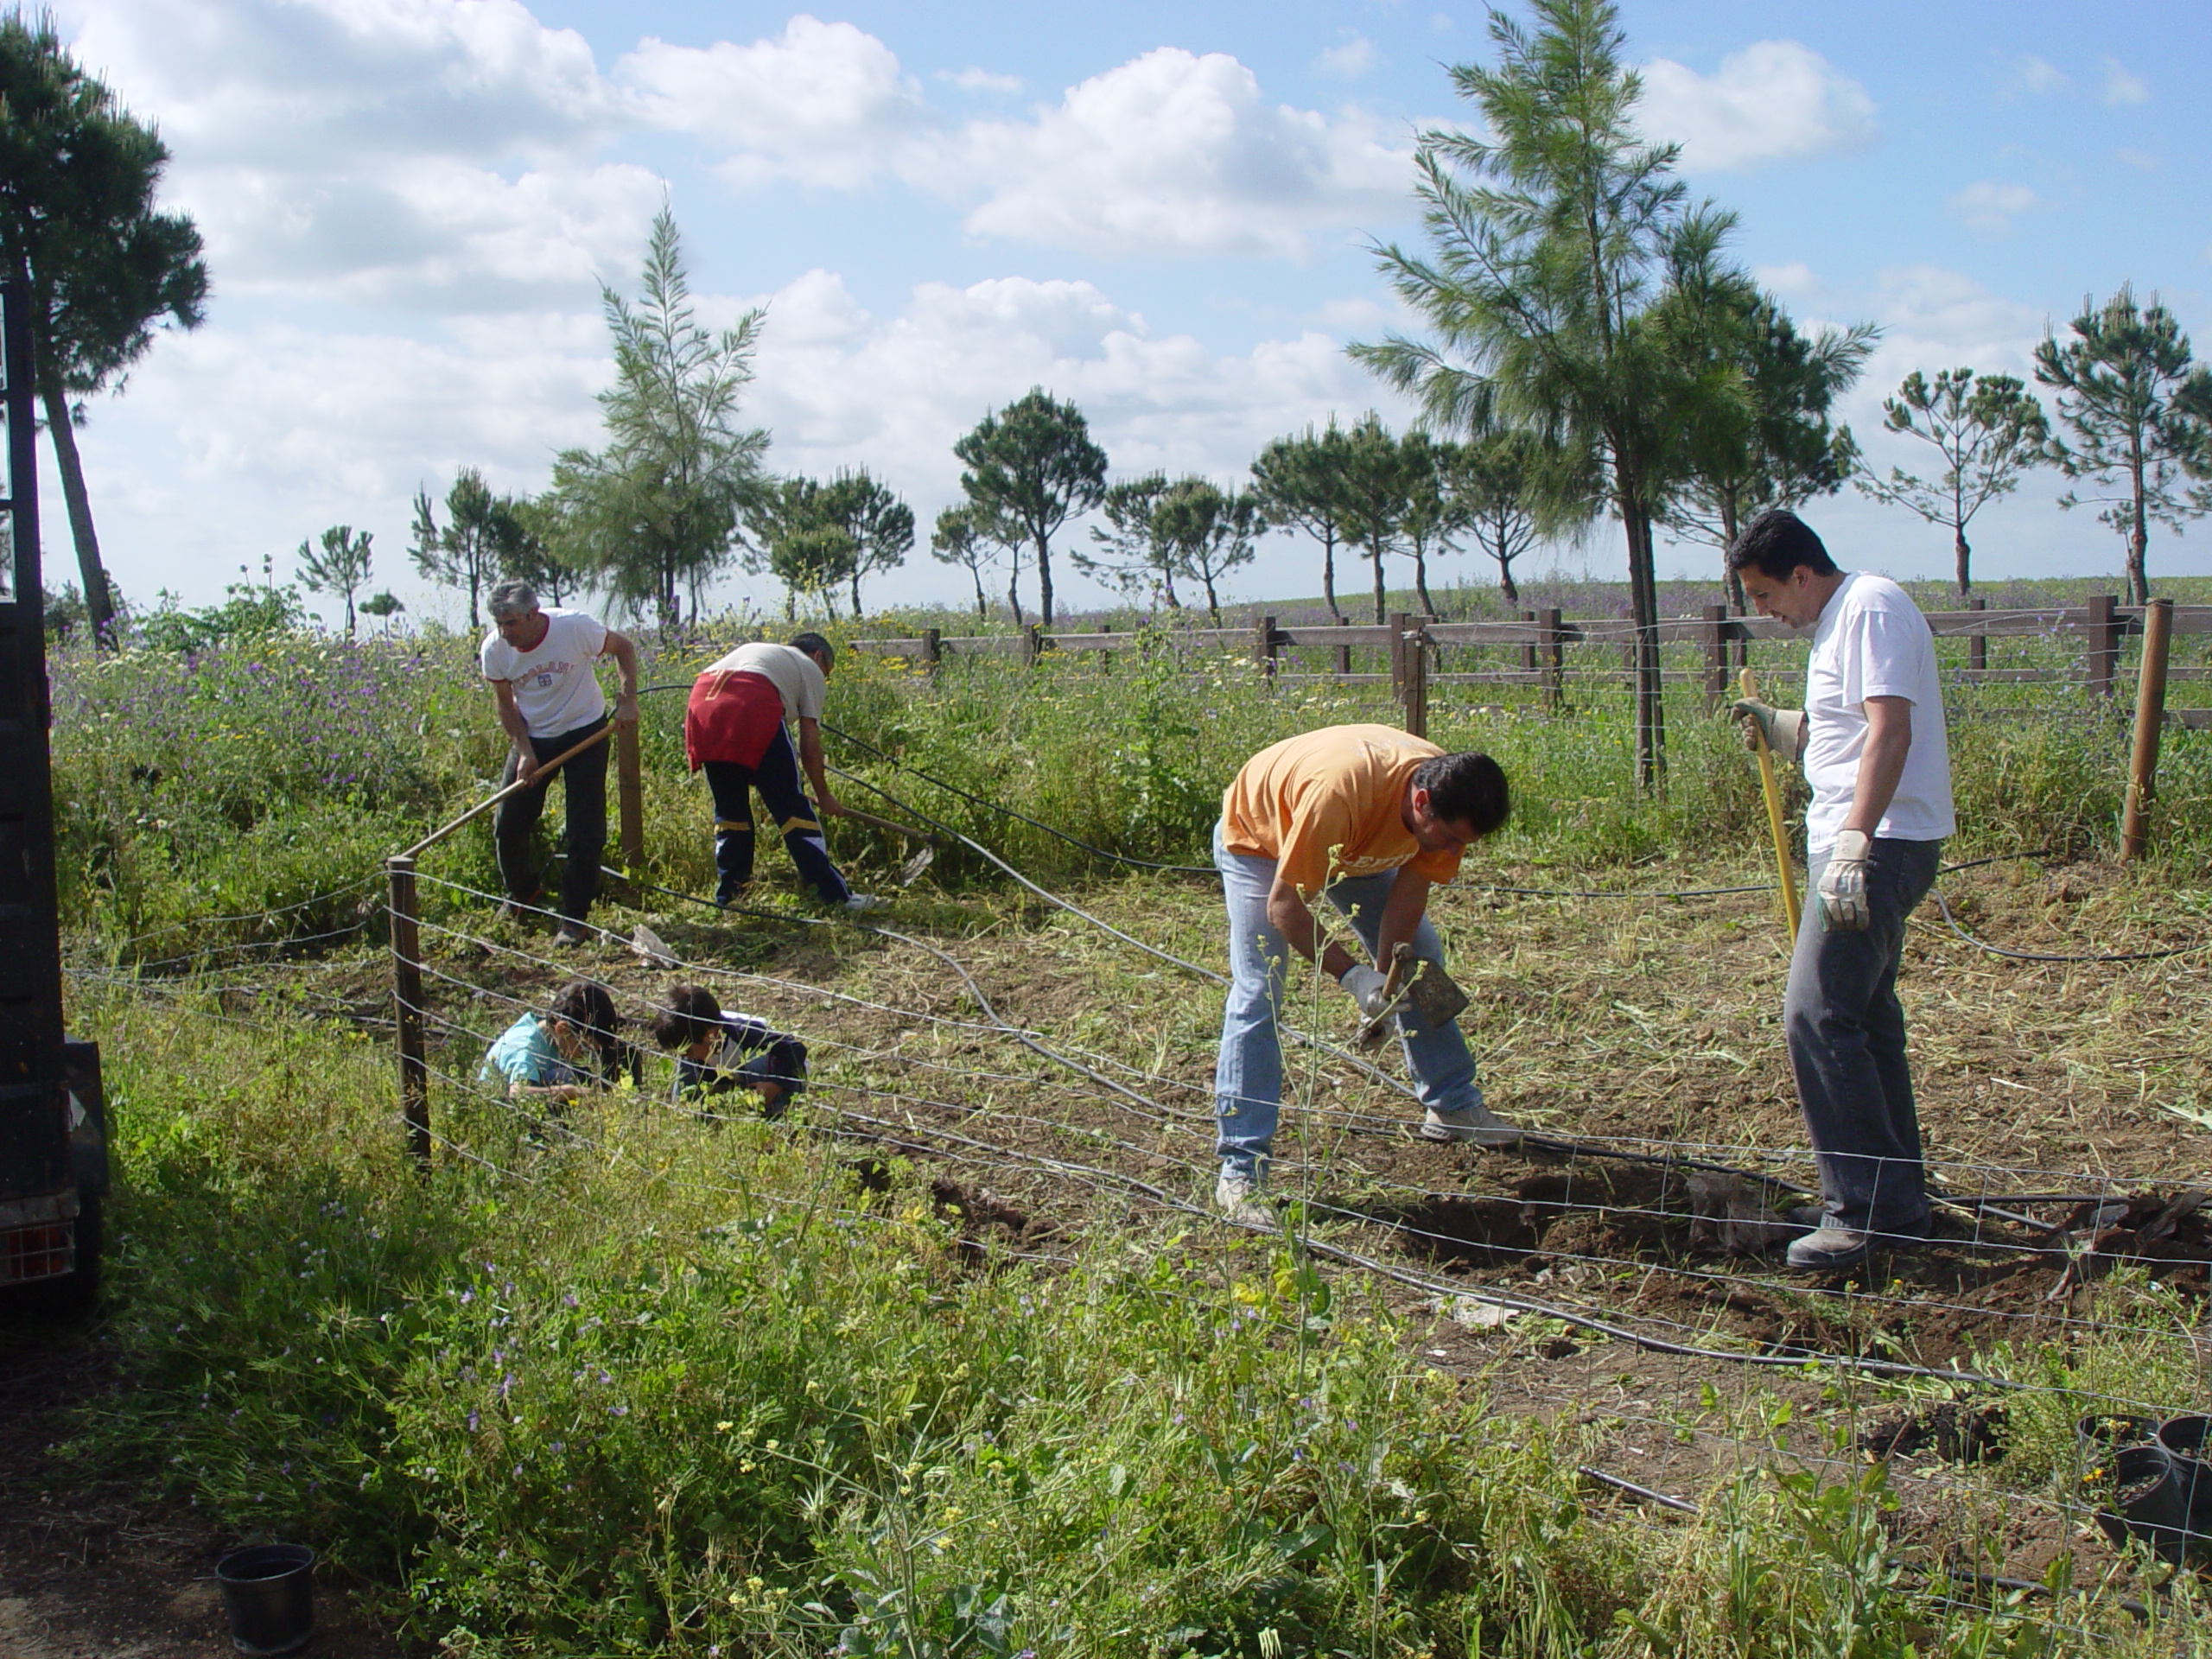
[1212,820,1484,1179]
[1785,837,1942,1236]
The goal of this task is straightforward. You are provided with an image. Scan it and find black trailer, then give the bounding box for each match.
[0,279,108,1306]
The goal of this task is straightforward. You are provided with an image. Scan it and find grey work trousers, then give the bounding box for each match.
[1784,836,1942,1237]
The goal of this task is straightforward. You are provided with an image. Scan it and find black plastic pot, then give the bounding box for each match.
[2092,1444,2196,1564]
[2158,1415,2212,1532]
[2077,1412,2158,1459]
[214,1543,316,1656]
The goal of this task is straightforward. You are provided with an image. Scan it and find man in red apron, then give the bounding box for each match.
[683,632,882,912]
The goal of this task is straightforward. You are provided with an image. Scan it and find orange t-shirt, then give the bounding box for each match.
[1220,725,1461,896]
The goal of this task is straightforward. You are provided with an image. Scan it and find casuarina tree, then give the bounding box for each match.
[544,206,769,629]
[1446,430,1548,607]
[1077,473,1181,609]
[954,387,1107,628]
[295,524,372,638]
[1153,478,1262,623]
[410,467,520,632]
[1250,421,1356,620]
[1853,368,2046,598]
[825,467,912,618]
[1354,0,1755,788]
[1335,414,1414,624]
[1664,278,1873,608]
[930,502,1011,621]
[0,11,207,647]
[2033,287,2212,606]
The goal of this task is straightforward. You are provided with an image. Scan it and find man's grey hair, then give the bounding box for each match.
[487,579,538,619]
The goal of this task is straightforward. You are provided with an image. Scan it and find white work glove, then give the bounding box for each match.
[1338,963,1392,1019]
[1727,698,1805,762]
[1817,830,1872,932]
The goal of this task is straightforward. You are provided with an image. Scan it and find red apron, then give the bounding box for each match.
[684,671,787,771]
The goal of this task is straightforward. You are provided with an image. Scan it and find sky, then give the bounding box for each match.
[29,0,2212,629]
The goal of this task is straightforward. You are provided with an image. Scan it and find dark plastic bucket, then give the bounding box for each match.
[2091,1444,2196,1564]
[214,1543,316,1656]
[2157,1415,2212,1533]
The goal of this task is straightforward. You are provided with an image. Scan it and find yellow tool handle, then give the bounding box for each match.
[1741,667,1802,940]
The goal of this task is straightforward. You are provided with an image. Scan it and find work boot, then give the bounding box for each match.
[1784,1226,1873,1272]
[1420,1104,1522,1148]
[550,924,590,950]
[1214,1171,1276,1228]
[499,887,546,923]
[713,879,748,909]
[842,893,889,913]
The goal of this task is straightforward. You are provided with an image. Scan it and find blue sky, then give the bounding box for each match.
[41,0,2212,627]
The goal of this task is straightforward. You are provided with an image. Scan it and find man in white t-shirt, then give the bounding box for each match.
[480,580,639,946]
[1726,509,1955,1273]
[680,632,881,912]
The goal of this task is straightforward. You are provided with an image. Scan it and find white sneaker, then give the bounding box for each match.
[842,893,889,912]
[1214,1172,1277,1227]
[1420,1105,1522,1148]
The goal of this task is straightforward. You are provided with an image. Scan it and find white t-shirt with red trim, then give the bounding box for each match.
[480,609,610,739]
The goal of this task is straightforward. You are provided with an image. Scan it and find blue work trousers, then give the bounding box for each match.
[1212,820,1484,1180]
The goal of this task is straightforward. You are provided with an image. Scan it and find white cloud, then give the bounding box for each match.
[944,66,1023,94]
[923,48,1415,258]
[1637,41,1877,171]
[619,16,925,191]
[2101,56,2150,106]
[1947,180,2041,237]
[2007,54,2068,95]
[1754,261,1821,298]
[2115,148,2158,172]
[1314,37,1376,79]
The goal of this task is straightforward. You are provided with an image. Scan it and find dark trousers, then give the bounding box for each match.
[493,716,608,924]
[1784,836,1942,1236]
[702,725,849,904]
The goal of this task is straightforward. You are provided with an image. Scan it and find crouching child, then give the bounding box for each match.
[479,981,626,1134]
[652,982,809,1120]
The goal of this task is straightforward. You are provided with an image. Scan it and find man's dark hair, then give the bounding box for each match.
[652,982,724,1052]
[1726,508,1839,580]
[547,980,623,1070]
[789,631,834,670]
[1411,751,1510,838]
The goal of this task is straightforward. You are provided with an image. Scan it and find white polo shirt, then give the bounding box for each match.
[1801,572,1956,855]
[480,608,610,739]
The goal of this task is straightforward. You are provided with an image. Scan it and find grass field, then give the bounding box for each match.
[38,584,2212,1655]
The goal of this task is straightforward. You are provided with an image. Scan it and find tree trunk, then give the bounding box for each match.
[1203,577,1221,625]
[36,375,117,649]
[1497,555,1518,608]
[1035,533,1055,628]
[1370,546,1387,625]
[1322,535,1342,622]
[1954,529,1972,598]
[2130,459,2150,605]
[1720,491,1745,613]
[850,570,863,618]
[970,571,988,620]
[345,593,356,639]
[1412,544,1435,618]
[1007,564,1024,628]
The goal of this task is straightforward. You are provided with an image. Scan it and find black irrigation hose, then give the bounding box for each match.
[1927,887,2212,965]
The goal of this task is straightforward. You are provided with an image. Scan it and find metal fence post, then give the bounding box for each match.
[386,855,431,1169]
[1402,620,1428,737]
[2088,594,2120,698]
[2121,597,2174,861]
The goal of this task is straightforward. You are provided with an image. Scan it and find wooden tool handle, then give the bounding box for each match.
[1740,668,1802,938]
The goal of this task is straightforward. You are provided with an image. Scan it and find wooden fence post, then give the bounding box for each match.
[1389,611,1412,697]
[1334,614,1351,677]
[386,855,431,1169]
[921,626,941,674]
[616,717,644,867]
[1097,626,1113,676]
[1026,623,1044,666]
[1541,607,1564,711]
[1522,610,1538,677]
[1401,620,1428,738]
[1702,604,1728,709]
[1968,596,1986,673]
[1254,614,1277,682]
[2121,597,2174,861]
[2087,594,2120,698]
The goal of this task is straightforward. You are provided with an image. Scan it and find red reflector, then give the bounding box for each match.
[2,1222,74,1283]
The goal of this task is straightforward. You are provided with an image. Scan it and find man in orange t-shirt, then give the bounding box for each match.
[1212,725,1519,1221]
